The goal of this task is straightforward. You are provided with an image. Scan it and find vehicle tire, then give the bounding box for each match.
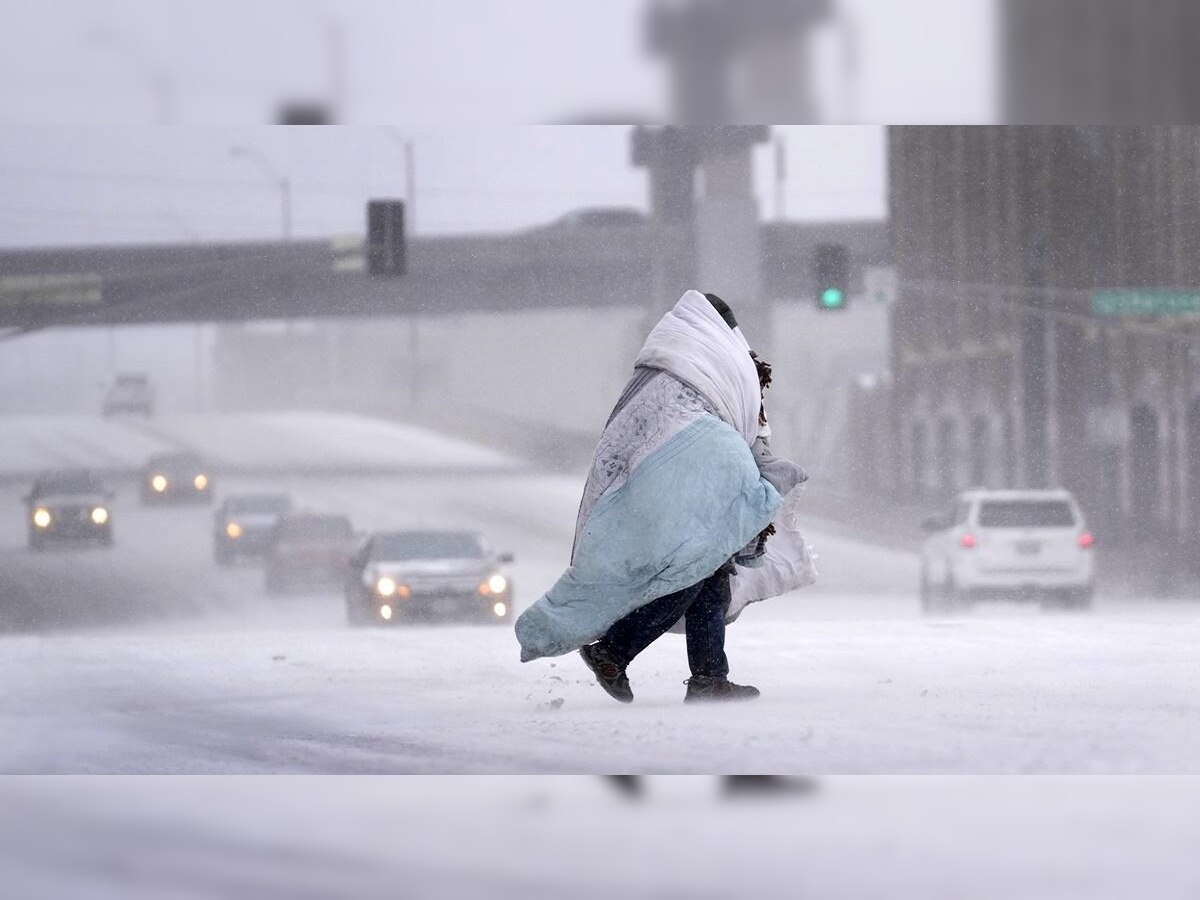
[1047,587,1092,612]
[346,599,370,628]
[920,566,955,615]
[948,581,972,613]
[265,567,287,595]
[919,567,934,613]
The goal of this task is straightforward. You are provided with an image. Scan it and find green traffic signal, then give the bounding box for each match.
[821,287,845,309]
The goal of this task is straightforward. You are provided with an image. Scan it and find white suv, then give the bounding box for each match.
[920,490,1095,613]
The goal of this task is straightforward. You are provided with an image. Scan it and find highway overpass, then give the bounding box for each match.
[0,221,887,330]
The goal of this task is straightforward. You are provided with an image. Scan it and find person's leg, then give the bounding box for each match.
[682,572,760,702]
[684,572,730,678]
[599,580,705,666]
[581,580,707,704]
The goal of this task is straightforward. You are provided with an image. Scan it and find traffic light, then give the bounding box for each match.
[814,243,850,310]
[367,200,406,277]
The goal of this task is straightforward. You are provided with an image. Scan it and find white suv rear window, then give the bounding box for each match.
[978,501,1076,528]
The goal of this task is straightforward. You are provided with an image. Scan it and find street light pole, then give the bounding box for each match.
[281,175,293,242]
[229,145,297,402]
[381,127,416,233]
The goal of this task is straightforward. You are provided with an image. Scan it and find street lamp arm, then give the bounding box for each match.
[229,146,282,183]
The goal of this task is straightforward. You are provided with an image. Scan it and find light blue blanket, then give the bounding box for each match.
[516,414,782,661]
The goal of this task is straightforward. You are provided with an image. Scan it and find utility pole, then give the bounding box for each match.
[774,133,788,221]
[381,128,417,233]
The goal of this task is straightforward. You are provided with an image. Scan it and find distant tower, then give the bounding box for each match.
[644,0,833,123]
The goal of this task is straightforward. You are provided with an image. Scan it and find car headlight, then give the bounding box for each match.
[492,602,508,618]
[151,475,168,492]
[226,522,243,539]
[376,576,397,597]
[379,604,394,621]
[487,574,508,594]
[91,507,109,525]
[193,474,209,490]
[32,508,52,528]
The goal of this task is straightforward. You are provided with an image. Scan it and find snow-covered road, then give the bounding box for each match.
[1,413,1198,775]
[4,592,1199,774]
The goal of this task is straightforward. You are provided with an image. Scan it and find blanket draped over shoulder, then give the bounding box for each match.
[515,291,783,662]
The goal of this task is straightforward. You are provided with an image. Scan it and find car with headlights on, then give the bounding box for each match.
[264,512,358,594]
[345,530,515,626]
[920,489,1096,613]
[141,452,213,504]
[213,492,293,564]
[24,469,114,550]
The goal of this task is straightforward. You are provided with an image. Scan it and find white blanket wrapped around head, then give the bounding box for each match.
[635,290,762,446]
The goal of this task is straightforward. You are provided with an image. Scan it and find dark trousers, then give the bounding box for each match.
[599,570,730,678]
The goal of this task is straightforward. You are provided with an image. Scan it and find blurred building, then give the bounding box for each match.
[1005,1,1200,123]
[885,126,1200,566]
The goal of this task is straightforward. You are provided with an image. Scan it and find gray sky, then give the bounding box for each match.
[0,126,887,247]
[0,1,992,247]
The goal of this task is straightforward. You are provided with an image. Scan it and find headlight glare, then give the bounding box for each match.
[376,576,397,597]
[91,507,109,525]
[193,474,208,490]
[226,522,243,539]
[493,602,508,618]
[33,508,52,528]
[151,475,168,492]
[487,574,508,594]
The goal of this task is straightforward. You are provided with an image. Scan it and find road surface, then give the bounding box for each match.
[1,412,1198,775]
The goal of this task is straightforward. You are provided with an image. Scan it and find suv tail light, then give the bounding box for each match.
[960,533,978,550]
[1078,533,1095,549]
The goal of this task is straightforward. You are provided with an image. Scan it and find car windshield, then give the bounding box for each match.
[278,517,353,540]
[978,501,1076,528]
[34,472,103,496]
[150,455,202,472]
[370,533,484,560]
[228,495,290,514]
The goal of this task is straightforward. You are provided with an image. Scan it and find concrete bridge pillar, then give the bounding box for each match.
[695,140,767,352]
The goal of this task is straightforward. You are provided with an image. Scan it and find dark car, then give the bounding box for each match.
[141,452,213,504]
[345,530,515,627]
[213,492,293,564]
[24,469,114,551]
[264,513,357,594]
[102,372,155,417]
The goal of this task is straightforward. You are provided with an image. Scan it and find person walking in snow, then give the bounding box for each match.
[515,291,807,703]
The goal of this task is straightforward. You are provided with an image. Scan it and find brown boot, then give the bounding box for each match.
[684,675,760,703]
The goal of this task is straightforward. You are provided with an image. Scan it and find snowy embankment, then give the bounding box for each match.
[0,411,521,480]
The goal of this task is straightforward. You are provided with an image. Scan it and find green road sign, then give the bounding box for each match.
[0,274,102,308]
[1092,291,1200,316]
